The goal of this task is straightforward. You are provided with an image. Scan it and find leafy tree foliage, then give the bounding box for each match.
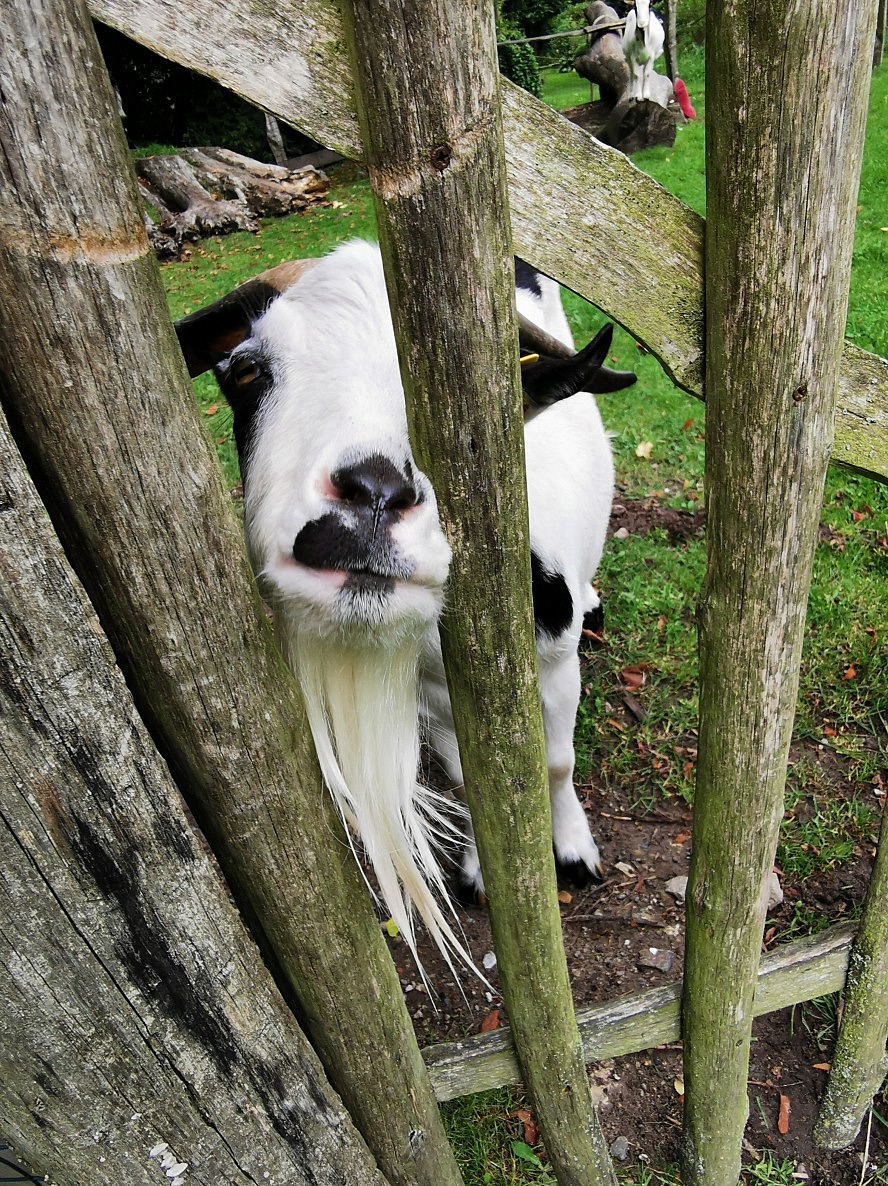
[497,14,543,96]
[501,0,567,36]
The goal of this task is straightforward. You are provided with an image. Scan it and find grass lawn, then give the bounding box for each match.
[157,52,887,1186]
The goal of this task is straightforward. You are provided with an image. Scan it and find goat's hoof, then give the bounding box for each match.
[556,856,604,887]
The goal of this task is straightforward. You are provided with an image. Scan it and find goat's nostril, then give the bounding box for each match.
[330,455,420,518]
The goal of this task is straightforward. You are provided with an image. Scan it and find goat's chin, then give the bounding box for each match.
[279,615,476,981]
[261,558,444,645]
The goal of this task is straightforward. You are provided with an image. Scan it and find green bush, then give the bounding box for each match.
[498,15,542,96]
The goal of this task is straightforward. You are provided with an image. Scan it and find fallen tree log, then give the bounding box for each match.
[136,149,330,255]
[181,148,328,216]
[137,151,257,240]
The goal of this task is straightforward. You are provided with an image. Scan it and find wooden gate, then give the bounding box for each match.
[1,0,885,1184]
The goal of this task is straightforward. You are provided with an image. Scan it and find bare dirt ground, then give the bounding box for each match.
[385,498,886,1185]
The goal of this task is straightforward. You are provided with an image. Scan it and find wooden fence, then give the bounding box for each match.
[0,0,886,1184]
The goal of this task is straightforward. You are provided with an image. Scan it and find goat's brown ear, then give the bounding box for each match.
[174,259,320,378]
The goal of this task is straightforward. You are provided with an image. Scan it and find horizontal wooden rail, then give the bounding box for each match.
[91,0,888,483]
[423,923,855,1102]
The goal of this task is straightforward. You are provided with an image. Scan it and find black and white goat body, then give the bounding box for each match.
[176,242,634,970]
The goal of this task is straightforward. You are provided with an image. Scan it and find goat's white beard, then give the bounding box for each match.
[281,618,477,983]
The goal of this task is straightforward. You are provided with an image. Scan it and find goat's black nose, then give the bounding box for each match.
[330,454,420,523]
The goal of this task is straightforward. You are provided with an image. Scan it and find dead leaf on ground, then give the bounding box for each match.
[778,1093,791,1134]
[479,1009,500,1033]
[621,666,647,690]
[508,1107,540,1147]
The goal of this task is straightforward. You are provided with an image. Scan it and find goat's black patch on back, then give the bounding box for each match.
[531,551,573,638]
[514,258,542,298]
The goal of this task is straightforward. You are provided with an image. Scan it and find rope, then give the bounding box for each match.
[497,22,625,48]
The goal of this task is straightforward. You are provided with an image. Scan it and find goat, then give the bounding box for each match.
[622,0,666,103]
[175,241,635,973]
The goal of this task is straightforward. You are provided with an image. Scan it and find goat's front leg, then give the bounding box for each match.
[540,652,603,883]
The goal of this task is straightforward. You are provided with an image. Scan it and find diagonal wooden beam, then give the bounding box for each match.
[90,0,888,483]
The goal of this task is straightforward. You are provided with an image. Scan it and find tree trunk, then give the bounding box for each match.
[681,2,878,1184]
[0,415,387,1186]
[876,0,887,64]
[663,0,679,80]
[339,2,617,1185]
[0,4,463,1185]
[814,808,888,1148]
[179,149,328,217]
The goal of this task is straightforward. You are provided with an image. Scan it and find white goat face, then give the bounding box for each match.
[213,242,452,640]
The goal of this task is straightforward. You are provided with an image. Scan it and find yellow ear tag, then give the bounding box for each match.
[520,353,540,367]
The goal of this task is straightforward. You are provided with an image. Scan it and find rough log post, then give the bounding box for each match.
[0,415,387,1186]
[681,3,878,1184]
[338,3,616,1185]
[0,4,462,1185]
[814,810,888,1148]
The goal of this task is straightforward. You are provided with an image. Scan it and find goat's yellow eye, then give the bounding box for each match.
[520,353,540,367]
[232,359,260,387]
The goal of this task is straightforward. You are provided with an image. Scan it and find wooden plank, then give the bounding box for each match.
[0,417,387,1186]
[88,0,888,485]
[423,924,855,1102]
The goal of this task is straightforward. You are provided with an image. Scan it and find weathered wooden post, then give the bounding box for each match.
[0,416,387,1186]
[338,1,616,1184]
[0,3,463,1184]
[681,2,878,1183]
[813,809,888,1148]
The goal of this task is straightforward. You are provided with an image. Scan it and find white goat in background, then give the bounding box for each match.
[175,242,634,973]
[623,0,666,102]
